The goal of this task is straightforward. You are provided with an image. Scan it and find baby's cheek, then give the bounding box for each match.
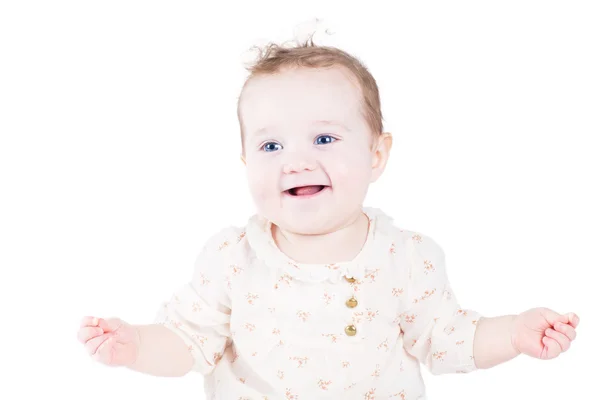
[336,147,370,171]
[246,169,277,207]
[249,182,269,205]
[335,159,371,189]
[246,168,266,191]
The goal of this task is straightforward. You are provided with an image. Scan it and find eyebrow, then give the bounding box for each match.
[251,120,350,137]
[313,120,351,131]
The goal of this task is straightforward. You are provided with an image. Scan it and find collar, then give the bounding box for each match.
[245,207,395,283]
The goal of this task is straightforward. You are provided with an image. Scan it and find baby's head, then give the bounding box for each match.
[237,36,392,235]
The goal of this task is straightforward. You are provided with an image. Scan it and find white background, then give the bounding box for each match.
[1,1,598,399]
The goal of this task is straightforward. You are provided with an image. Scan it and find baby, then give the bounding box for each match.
[77,36,580,399]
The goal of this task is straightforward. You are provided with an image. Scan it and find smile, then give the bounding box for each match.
[284,185,330,198]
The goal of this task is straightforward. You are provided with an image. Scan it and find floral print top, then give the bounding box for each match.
[154,207,482,399]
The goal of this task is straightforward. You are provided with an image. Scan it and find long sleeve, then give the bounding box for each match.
[399,232,482,375]
[154,227,238,375]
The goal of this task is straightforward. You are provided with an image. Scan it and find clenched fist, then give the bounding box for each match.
[511,308,579,360]
[78,316,140,366]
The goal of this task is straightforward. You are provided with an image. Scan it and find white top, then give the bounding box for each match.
[154,207,482,399]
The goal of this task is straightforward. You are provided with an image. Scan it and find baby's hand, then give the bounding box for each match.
[77,316,140,367]
[511,307,579,360]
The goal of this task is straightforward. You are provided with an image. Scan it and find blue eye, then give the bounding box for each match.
[262,142,282,152]
[315,135,336,145]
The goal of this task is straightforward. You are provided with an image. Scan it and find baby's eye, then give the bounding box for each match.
[314,135,337,145]
[262,142,282,152]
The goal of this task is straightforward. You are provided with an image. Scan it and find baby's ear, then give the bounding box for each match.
[370,132,392,182]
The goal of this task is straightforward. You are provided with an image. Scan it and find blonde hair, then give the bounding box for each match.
[237,33,384,149]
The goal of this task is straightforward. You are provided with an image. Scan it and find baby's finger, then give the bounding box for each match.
[542,336,561,360]
[80,316,113,332]
[545,328,571,352]
[77,326,104,343]
[567,313,580,328]
[80,316,99,328]
[85,333,112,356]
[554,322,576,341]
[92,337,115,364]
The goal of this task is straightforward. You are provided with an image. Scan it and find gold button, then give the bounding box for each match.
[344,276,356,283]
[345,325,357,336]
[346,297,358,308]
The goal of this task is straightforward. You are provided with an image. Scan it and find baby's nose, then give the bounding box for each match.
[282,161,317,174]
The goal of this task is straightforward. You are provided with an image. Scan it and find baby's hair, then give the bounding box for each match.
[237,31,384,150]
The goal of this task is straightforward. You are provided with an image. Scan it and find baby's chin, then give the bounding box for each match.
[270,211,340,236]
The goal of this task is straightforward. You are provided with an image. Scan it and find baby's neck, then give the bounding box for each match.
[272,211,369,265]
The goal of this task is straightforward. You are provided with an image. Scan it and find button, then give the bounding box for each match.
[344,276,356,283]
[345,325,357,336]
[346,297,358,308]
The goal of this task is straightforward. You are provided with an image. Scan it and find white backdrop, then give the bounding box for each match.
[1,1,598,399]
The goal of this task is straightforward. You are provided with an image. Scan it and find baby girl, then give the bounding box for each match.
[77,36,579,399]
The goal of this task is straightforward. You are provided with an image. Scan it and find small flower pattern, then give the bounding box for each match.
[296,311,310,322]
[246,293,259,305]
[424,259,435,274]
[372,364,381,377]
[323,291,334,305]
[285,389,298,400]
[365,388,377,400]
[274,273,293,289]
[289,356,309,368]
[322,333,339,343]
[230,264,243,276]
[153,208,482,399]
[317,379,332,390]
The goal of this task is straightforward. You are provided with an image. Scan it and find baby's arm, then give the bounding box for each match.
[397,232,579,372]
[128,323,194,376]
[472,315,519,369]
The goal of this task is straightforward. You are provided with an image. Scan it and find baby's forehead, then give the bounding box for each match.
[242,66,361,100]
[239,68,364,134]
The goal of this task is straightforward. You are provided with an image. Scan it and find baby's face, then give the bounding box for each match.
[239,66,388,235]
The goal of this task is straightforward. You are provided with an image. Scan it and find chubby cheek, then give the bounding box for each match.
[329,153,372,196]
[245,164,279,206]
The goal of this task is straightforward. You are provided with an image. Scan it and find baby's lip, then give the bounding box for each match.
[282,183,331,192]
[283,185,331,197]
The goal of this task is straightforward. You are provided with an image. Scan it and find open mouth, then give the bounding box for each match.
[285,185,328,197]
